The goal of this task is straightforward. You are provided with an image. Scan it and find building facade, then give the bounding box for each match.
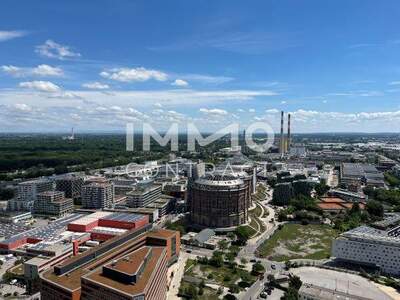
[189,171,249,229]
[56,175,84,202]
[332,226,400,275]
[82,182,114,209]
[8,179,54,211]
[127,184,162,208]
[34,191,74,217]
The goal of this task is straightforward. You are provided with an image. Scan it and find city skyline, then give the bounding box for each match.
[1,0,400,132]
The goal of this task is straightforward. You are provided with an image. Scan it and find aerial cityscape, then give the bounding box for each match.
[1,1,400,300]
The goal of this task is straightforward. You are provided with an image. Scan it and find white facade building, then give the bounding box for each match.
[332,226,400,275]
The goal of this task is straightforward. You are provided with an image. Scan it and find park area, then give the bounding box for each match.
[256,223,338,261]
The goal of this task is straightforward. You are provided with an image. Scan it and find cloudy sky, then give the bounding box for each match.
[1,0,400,133]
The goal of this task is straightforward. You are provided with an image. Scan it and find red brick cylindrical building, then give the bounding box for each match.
[189,172,249,229]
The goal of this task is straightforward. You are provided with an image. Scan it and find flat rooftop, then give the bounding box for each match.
[1,213,83,244]
[83,246,165,296]
[101,212,146,223]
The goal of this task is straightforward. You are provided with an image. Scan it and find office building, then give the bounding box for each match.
[332,226,400,275]
[127,184,162,208]
[34,191,74,217]
[81,246,167,300]
[82,182,114,209]
[40,227,180,300]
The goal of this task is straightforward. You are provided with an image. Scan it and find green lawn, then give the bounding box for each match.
[256,223,338,261]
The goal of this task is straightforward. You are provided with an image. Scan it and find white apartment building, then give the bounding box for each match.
[332,226,400,275]
[8,179,54,211]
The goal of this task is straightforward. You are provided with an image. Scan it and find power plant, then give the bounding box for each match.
[279,111,291,156]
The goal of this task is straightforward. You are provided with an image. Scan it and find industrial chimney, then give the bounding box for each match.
[280,111,284,156]
[287,113,291,153]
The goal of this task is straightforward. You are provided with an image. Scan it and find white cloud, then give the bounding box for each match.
[281,100,287,104]
[0,30,27,42]
[181,74,234,84]
[265,108,279,114]
[13,103,32,112]
[82,82,110,90]
[32,64,63,76]
[48,91,81,99]
[171,79,189,87]
[1,64,63,77]
[237,108,245,112]
[389,81,400,86]
[19,81,61,93]
[100,67,168,82]
[35,40,81,60]
[1,65,22,76]
[249,108,255,113]
[199,108,228,115]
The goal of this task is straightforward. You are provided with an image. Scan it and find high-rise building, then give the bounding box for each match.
[55,175,84,202]
[33,191,74,217]
[81,182,114,209]
[126,184,162,208]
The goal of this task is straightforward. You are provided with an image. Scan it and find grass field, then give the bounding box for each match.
[182,258,257,291]
[256,223,338,261]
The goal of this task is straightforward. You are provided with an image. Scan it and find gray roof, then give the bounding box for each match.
[194,229,215,243]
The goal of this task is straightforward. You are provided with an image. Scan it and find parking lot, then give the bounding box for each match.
[292,267,395,300]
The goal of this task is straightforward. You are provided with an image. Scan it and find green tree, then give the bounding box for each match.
[251,261,265,275]
[366,200,384,218]
[315,179,330,196]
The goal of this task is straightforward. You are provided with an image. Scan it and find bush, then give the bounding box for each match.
[228,284,240,293]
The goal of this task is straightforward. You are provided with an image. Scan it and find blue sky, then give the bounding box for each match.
[1,0,400,132]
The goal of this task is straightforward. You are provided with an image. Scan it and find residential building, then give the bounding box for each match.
[56,175,84,202]
[82,182,114,209]
[34,191,74,217]
[8,179,53,211]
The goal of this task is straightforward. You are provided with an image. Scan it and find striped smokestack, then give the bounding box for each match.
[287,113,291,153]
[280,110,284,155]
